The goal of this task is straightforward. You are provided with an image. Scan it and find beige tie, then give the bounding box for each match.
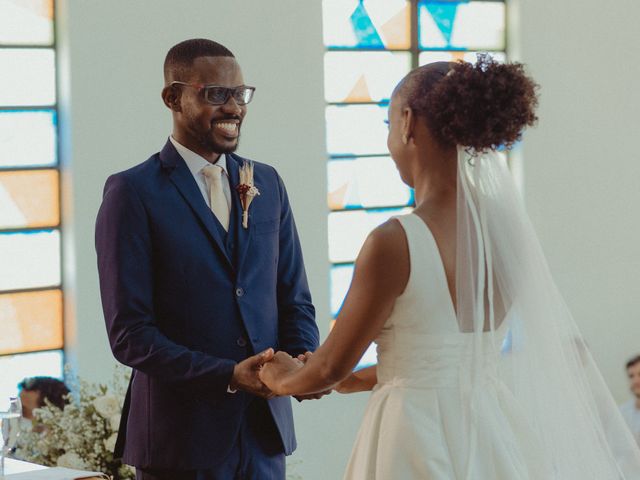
[202,164,230,231]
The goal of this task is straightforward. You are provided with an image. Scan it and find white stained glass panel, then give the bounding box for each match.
[322,0,410,49]
[0,49,56,106]
[0,110,57,168]
[328,207,412,263]
[328,156,412,210]
[419,1,505,51]
[324,51,410,103]
[330,264,354,317]
[0,230,61,291]
[0,350,63,403]
[0,0,54,46]
[326,105,389,156]
[419,50,507,66]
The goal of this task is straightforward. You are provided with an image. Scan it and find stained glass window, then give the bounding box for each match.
[0,350,63,402]
[0,0,63,397]
[328,156,413,210]
[0,0,54,46]
[0,49,56,106]
[0,110,57,168]
[0,169,60,229]
[322,0,507,368]
[0,289,63,355]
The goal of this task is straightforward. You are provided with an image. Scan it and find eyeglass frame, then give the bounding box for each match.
[169,81,256,105]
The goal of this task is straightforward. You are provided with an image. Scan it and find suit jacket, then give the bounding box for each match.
[95,139,319,469]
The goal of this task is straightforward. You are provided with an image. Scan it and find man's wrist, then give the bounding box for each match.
[228,363,239,393]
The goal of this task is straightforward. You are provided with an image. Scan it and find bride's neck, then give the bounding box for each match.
[412,148,458,209]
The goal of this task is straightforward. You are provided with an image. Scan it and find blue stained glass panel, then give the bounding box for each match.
[419,1,505,51]
[0,110,57,169]
[326,105,390,156]
[323,0,410,50]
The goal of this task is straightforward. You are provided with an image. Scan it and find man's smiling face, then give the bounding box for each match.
[171,56,247,156]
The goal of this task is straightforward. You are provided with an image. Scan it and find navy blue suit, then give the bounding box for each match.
[95,139,319,474]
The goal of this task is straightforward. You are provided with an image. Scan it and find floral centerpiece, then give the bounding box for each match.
[17,365,134,480]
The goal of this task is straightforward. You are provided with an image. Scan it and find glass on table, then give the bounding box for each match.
[0,396,22,478]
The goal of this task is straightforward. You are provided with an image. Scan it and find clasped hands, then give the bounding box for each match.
[229,348,331,401]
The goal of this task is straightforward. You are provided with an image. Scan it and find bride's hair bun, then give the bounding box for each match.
[408,54,539,152]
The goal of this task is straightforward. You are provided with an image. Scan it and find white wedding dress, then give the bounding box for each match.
[343,148,640,479]
[344,213,550,479]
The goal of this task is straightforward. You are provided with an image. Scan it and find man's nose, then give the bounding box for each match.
[221,96,242,116]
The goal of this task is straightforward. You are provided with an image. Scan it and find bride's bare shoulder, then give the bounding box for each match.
[355,218,410,295]
[367,217,408,252]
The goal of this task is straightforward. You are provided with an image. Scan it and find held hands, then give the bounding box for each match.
[259,351,332,401]
[293,352,332,402]
[230,348,276,399]
[258,351,303,396]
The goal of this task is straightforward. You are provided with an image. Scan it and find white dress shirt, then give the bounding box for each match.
[620,399,640,446]
[169,136,236,393]
[169,136,232,211]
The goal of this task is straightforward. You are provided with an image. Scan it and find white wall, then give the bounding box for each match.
[57,1,367,478]
[56,0,640,478]
[514,0,640,402]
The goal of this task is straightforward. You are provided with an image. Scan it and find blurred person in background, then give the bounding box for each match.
[18,376,70,424]
[620,355,640,446]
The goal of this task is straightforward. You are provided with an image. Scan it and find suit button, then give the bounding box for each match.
[237,337,247,347]
[235,287,244,297]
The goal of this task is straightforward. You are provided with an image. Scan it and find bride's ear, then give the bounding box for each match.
[401,107,415,145]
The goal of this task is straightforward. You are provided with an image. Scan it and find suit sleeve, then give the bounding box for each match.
[274,172,320,356]
[95,174,236,394]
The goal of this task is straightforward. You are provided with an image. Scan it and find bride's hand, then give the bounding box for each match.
[259,351,303,395]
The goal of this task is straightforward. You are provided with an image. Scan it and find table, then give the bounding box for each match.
[3,458,106,479]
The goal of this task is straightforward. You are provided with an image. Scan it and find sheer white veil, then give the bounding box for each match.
[456,145,640,479]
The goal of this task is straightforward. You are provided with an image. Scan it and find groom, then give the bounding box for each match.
[95,38,319,480]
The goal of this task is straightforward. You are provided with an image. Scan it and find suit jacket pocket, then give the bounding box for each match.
[253,218,279,235]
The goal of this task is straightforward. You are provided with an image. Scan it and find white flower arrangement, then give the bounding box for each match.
[17,365,134,480]
[16,365,303,479]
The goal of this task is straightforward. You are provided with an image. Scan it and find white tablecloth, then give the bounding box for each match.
[3,458,106,479]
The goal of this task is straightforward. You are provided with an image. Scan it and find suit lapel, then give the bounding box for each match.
[159,140,233,270]
[227,154,252,273]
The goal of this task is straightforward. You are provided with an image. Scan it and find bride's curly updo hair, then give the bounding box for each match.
[403,54,539,153]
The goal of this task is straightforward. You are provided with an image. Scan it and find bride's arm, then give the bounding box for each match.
[260,220,409,396]
[335,365,378,394]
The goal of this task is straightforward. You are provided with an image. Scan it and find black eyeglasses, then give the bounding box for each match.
[170,81,256,105]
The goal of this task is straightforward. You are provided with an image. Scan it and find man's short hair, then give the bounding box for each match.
[626,355,640,370]
[164,38,234,83]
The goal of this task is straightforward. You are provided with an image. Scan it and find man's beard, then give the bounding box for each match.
[200,132,240,154]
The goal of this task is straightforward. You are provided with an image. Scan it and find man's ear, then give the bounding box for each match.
[161,85,182,112]
[402,107,415,145]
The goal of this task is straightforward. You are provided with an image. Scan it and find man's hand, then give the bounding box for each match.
[258,351,303,396]
[293,351,332,402]
[230,348,275,399]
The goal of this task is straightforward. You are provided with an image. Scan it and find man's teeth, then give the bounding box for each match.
[215,122,238,134]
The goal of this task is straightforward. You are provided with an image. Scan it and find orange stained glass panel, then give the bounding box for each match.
[0,289,63,355]
[0,169,59,229]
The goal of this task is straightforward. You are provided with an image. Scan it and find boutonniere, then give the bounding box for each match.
[236,161,260,229]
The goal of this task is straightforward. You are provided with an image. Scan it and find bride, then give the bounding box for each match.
[260,56,640,479]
